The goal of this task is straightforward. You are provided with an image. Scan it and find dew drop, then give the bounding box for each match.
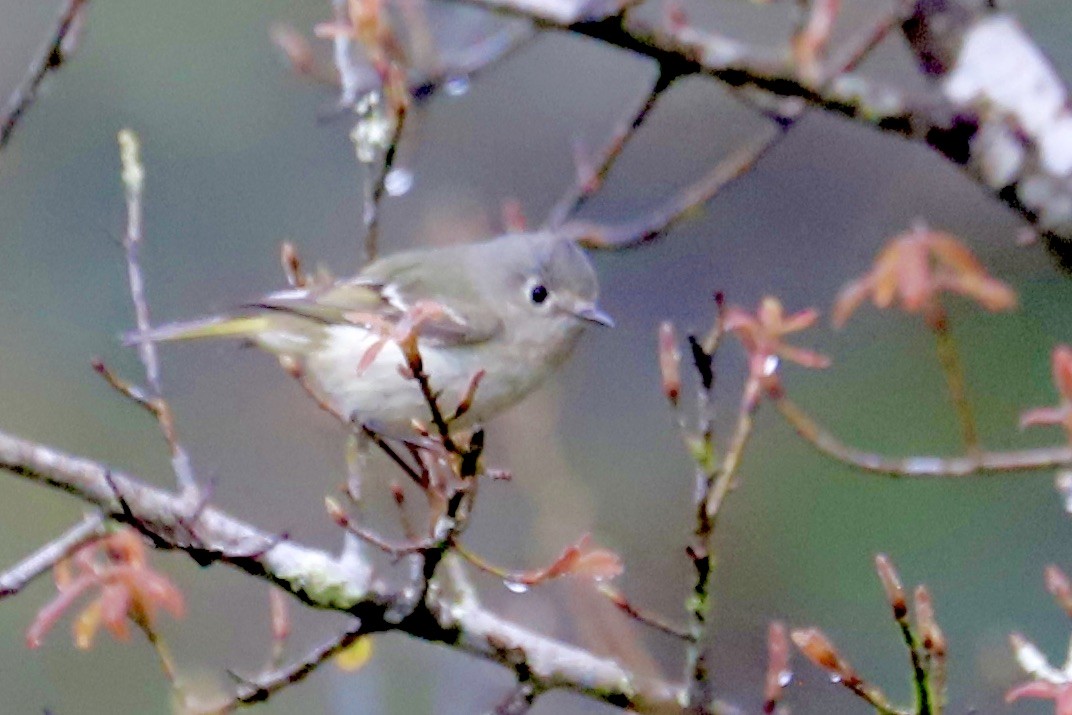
[762,355,780,376]
[444,75,470,97]
[777,670,793,687]
[384,168,414,196]
[828,674,842,684]
[504,580,529,594]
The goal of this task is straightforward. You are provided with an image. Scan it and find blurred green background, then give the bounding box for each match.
[2,0,1072,713]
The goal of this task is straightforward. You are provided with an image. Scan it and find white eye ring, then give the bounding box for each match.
[524,278,552,309]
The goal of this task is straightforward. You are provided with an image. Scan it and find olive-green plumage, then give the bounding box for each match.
[127,232,611,434]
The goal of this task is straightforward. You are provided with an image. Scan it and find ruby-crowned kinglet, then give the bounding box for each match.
[126,231,612,434]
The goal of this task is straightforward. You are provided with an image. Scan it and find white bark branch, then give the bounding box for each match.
[0,426,681,712]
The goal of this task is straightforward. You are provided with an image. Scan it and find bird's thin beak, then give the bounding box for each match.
[573,303,615,327]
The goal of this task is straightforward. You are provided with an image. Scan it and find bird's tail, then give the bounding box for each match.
[123,315,272,346]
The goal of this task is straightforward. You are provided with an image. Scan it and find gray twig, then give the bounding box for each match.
[117,130,198,494]
[0,513,105,598]
[0,0,90,153]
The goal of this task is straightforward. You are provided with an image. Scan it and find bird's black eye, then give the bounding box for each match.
[529,284,549,305]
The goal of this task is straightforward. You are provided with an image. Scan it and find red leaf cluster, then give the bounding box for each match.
[26,528,184,650]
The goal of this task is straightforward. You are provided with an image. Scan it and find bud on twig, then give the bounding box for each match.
[791,627,850,678]
[452,369,486,421]
[658,322,682,406]
[325,496,349,528]
[280,241,307,288]
[874,554,907,619]
[269,588,291,643]
[913,585,946,657]
[1045,564,1072,618]
[764,621,791,713]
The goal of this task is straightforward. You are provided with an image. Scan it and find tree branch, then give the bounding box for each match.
[0,426,681,712]
[0,0,90,154]
[0,513,105,598]
[444,0,1072,252]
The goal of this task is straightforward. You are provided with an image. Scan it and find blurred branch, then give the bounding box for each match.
[445,0,1072,252]
[0,0,90,155]
[545,69,675,228]
[774,392,1072,477]
[0,513,104,598]
[566,5,895,249]
[226,623,365,710]
[115,130,198,495]
[574,123,787,249]
[598,584,692,642]
[411,22,535,100]
[362,91,408,261]
[0,426,681,712]
[794,556,946,714]
[329,0,364,108]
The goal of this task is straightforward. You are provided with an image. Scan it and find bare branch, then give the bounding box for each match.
[227,623,366,710]
[775,392,1072,477]
[0,513,104,598]
[116,130,198,494]
[329,0,364,108]
[545,69,674,227]
[598,584,693,642]
[0,0,90,154]
[443,0,1072,251]
[572,122,788,250]
[0,425,680,712]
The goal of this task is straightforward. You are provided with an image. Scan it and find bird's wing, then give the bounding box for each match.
[252,269,502,347]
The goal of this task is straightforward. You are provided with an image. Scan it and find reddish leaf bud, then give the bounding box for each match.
[764,621,791,713]
[874,554,907,619]
[658,321,682,406]
[914,585,946,657]
[325,496,349,527]
[791,627,844,674]
[1045,564,1072,618]
[269,588,291,642]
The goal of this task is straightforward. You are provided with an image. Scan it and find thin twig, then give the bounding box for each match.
[672,304,726,715]
[928,306,980,455]
[0,426,680,712]
[227,624,367,709]
[895,614,930,714]
[705,375,760,520]
[398,339,464,454]
[826,6,900,78]
[597,584,693,642]
[279,354,428,487]
[327,497,437,557]
[570,6,902,251]
[545,70,675,227]
[133,614,181,686]
[363,102,408,262]
[330,0,363,108]
[0,0,90,153]
[414,23,535,99]
[267,588,291,670]
[117,130,197,494]
[774,393,1072,477]
[685,374,761,712]
[0,513,105,597]
[118,130,159,393]
[573,123,788,249]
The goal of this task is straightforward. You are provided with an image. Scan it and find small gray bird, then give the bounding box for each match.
[128,232,612,434]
